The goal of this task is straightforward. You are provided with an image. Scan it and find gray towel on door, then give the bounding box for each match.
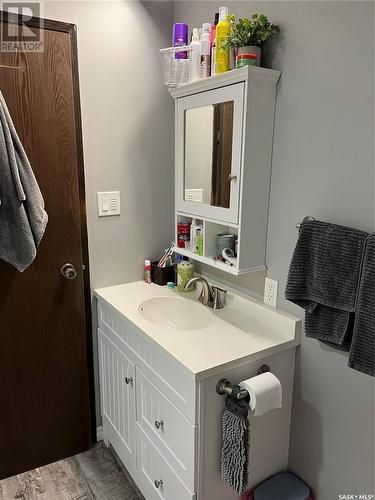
[285,220,368,348]
[0,91,47,271]
[221,409,249,494]
[348,234,375,376]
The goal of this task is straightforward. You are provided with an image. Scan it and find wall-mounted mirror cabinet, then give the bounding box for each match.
[170,66,281,275]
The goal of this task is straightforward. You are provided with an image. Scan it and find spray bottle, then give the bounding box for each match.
[210,12,219,76]
[200,23,211,78]
[215,6,230,74]
[190,28,201,82]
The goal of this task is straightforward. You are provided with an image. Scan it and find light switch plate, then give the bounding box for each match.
[97,191,121,216]
[264,277,278,308]
[185,188,203,203]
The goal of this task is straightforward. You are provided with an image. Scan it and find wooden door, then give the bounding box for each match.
[0,13,93,479]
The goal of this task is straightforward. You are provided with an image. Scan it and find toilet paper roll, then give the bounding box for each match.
[239,372,282,416]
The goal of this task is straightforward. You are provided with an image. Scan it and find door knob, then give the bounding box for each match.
[60,263,77,280]
[154,420,164,430]
[228,173,238,182]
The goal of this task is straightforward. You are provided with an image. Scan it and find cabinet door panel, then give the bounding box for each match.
[136,426,195,500]
[176,83,244,224]
[136,368,196,490]
[98,328,135,469]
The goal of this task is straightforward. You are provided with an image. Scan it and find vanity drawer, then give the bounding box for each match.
[98,299,196,423]
[136,425,195,500]
[136,368,196,490]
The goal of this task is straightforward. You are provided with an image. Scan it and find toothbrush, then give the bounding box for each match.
[157,243,174,267]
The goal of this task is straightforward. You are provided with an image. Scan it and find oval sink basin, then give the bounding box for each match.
[139,296,212,331]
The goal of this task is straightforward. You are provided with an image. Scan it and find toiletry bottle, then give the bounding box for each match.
[177,260,195,292]
[190,218,198,253]
[173,23,188,59]
[190,28,201,82]
[196,228,204,256]
[215,6,230,74]
[175,254,183,284]
[144,259,152,284]
[211,35,216,76]
[200,23,211,78]
[210,12,219,48]
[210,13,219,76]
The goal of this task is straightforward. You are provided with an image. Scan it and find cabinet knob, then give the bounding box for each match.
[154,420,164,430]
[228,173,238,182]
[125,377,133,385]
[154,479,163,489]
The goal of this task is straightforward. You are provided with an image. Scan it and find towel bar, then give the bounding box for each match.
[215,364,270,400]
[295,215,315,229]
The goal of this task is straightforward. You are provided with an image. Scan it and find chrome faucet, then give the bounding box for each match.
[184,276,227,309]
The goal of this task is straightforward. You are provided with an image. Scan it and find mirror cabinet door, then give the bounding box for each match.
[185,100,234,209]
[177,83,244,224]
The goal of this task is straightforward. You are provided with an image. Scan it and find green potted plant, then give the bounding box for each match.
[222,13,280,66]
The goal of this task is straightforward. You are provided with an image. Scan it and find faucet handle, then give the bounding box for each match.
[211,286,227,309]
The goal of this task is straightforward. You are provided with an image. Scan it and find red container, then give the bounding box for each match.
[177,223,190,248]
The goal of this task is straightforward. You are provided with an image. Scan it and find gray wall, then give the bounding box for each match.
[45,0,174,289]
[44,0,175,423]
[175,1,375,498]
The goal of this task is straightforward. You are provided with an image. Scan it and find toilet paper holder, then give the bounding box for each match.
[215,364,270,401]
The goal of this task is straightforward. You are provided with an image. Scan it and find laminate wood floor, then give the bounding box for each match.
[0,442,143,500]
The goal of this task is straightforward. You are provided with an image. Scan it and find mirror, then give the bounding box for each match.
[184,100,234,209]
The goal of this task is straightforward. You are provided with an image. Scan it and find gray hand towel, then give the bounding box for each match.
[221,409,249,494]
[0,92,47,271]
[285,220,368,347]
[348,234,375,376]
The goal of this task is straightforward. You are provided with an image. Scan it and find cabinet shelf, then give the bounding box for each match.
[173,246,240,276]
[177,211,239,229]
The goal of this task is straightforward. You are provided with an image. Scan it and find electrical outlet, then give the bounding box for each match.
[264,277,278,308]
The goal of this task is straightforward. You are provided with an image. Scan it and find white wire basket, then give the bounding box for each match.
[159,45,192,88]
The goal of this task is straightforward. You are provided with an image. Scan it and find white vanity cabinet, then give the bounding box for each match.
[97,300,198,499]
[95,283,300,500]
[171,67,281,274]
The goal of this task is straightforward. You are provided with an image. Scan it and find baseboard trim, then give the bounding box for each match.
[96,426,103,442]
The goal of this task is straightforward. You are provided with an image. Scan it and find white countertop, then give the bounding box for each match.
[94,281,301,380]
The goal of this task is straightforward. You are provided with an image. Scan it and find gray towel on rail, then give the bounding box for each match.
[285,220,368,348]
[0,91,47,271]
[348,234,375,376]
[221,409,249,494]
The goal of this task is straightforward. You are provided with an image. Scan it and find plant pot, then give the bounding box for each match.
[237,46,261,66]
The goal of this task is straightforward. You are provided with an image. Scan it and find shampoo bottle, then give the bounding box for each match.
[200,23,211,78]
[190,27,201,82]
[215,6,230,74]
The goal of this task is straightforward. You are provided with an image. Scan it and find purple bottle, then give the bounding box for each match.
[173,23,188,59]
